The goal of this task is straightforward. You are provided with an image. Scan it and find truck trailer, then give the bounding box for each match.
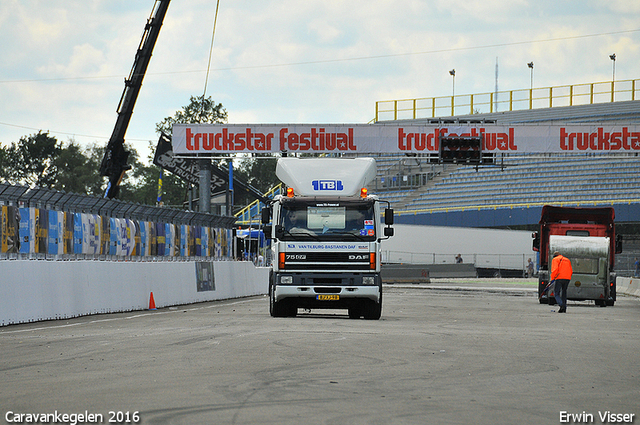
[533,206,622,306]
[262,157,394,319]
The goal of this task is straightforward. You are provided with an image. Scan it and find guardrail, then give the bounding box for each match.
[395,198,640,217]
[235,183,283,225]
[384,251,530,271]
[375,78,639,122]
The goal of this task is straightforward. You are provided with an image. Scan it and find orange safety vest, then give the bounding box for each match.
[551,254,573,280]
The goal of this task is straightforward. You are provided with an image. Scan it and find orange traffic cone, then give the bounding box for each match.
[149,292,157,310]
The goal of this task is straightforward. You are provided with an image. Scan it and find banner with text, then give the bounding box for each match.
[172,123,640,155]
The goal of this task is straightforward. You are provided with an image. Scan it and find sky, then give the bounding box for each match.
[1,0,639,163]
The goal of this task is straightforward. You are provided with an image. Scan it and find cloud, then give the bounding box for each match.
[0,0,639,162]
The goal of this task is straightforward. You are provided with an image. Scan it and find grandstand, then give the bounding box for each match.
[371,152,640,214]
[371,98,640,229]
[366,93,640,275]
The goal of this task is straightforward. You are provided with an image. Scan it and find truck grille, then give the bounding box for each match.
[280,252,374,271]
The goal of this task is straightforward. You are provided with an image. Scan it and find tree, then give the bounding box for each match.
[54,141,103,194]
[155,95,227,135]
[0,131,61,188]
[153,96,228,208]
[134,163,187,207]
[235,155,279,195]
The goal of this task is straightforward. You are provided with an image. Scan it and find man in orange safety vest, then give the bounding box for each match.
[551,251,573,313]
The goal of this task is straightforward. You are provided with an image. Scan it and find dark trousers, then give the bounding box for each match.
[554,279,570,308]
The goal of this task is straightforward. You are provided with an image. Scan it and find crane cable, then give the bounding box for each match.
[201,0,220,121]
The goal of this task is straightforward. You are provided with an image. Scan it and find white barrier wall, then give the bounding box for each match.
[0,260,270,326]
[616,277,640,298]
[381,224,533,269]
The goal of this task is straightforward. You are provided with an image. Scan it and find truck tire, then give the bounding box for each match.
[537,272,550,304]
[270,282,288,317]
[362,285,382,320]
[362,300,381,320]
[607,275,616,306]
[348,306,362,319]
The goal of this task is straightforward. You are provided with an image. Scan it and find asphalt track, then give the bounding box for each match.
[1,279,639,425]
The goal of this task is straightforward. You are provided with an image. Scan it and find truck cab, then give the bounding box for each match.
[263,157,393,319]
[533,206,622,306]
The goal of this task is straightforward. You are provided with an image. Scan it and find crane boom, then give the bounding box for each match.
[100,0,171,199]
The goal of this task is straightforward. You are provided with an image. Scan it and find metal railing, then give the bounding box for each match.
[235,183,284,225]
[0,183,236,228]
[384,251,529,270]
[375,78,639,122]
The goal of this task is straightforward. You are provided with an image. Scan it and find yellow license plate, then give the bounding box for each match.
[317,294,339,301]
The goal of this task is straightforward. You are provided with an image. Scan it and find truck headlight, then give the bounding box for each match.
[362,276,376,285]
[281,275,293,284]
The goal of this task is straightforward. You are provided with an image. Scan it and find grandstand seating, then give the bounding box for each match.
[372,153,640,213]
[372,98,640,215]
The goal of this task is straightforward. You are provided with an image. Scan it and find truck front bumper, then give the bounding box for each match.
[273,272,382,305]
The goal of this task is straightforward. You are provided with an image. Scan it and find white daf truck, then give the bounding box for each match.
[261,157,394,319]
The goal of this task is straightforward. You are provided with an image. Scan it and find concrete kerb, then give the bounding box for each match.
[396,277,640,299]
[384,278,538,296]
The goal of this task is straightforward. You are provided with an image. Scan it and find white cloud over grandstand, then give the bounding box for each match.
[0,0,639,160]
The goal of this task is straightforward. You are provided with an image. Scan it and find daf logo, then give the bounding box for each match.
[349,255,367,260]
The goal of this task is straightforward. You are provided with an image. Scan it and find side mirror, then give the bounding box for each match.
[261,207,271,224]
[263,225,272,240]
[384,227,394,237]
[384,208,394,226]
[274,224,284,239]
[532,232,540,252]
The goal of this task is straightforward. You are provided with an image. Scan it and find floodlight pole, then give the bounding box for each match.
[610,53,616,102]
[449,69,456,115]
[610,53,616,82]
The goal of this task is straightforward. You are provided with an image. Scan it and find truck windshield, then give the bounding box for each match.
[280,200,376,241]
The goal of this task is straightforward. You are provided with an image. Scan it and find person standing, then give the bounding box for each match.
[550,251,573,313]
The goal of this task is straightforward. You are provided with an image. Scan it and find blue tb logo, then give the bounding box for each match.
[312,180,344,191]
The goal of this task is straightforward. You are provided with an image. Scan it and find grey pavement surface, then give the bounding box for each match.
[1,279,639,425]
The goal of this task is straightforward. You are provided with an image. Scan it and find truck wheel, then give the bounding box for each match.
[362,284,383,320]
[270,285,288,317]
[348,306,361,319]
[286,303,298,317]
[362,300,381,320]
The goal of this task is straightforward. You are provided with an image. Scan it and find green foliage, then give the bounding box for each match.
[0,131,61,188]
[153,96,230,208]
[234,154,279,193]
[130,163,187,207]
[54,142,103,195]
[0,96,277,212]
[155,95,227,136]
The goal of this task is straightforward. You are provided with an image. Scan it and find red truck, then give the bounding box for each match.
[532,206,622,306]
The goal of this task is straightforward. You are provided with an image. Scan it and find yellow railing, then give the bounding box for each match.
[375,78,639,122]
[234,183,283,224]
[395,198,640,217]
